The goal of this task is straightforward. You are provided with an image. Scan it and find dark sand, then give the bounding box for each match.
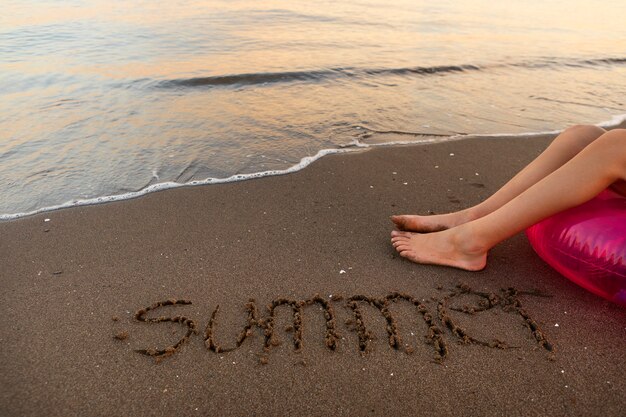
[1,134,625,417]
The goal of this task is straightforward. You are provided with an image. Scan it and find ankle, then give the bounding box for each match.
[450,208,479,227]
[450,224,490,256]
[463,205,489,223]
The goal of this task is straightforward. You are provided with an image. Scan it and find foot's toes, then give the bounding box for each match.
[391,235,415,253]
[398,248,417,261]
[391,215,416,231]
[391,239,405,249]
[391,215,406,229]
[391,234,412,248]
[390,230,412,238]
[393,242,411,252]
[392,214,451,233]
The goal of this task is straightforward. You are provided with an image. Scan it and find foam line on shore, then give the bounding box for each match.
[1,113,624,222]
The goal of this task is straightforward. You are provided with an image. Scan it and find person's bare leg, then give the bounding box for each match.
[392,124,607,232]
[391,129,626,270]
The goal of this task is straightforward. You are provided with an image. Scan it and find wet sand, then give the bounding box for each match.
[1,134,625,416]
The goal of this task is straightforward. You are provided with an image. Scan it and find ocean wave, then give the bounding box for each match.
[153,64,481,89]
[150,56,626,90]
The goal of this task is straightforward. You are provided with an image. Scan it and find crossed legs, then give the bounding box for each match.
[390,125,626,270]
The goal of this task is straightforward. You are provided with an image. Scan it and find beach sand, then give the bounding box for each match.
[1,134,625,416]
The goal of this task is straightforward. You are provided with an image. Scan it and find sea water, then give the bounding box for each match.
[1,0,625,219]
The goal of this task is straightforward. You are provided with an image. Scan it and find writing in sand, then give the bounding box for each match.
[115,284,554,364]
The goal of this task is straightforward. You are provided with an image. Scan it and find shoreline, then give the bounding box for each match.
[3,113,625,222]
[1,133,625,416]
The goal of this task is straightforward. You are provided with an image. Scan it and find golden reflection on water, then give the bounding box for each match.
[1,0,625,215]
[4,0,625,80]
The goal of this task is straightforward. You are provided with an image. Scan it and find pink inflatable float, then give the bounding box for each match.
[526,189,626,307]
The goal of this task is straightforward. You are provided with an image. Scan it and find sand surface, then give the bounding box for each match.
[1,135,625,416]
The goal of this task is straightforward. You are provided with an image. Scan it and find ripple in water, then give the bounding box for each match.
[1,0,625,218]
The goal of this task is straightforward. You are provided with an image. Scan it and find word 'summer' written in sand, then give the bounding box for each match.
[117,284,554,364]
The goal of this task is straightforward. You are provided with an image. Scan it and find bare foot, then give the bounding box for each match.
[391,209,475,233]
[390,229,487,271]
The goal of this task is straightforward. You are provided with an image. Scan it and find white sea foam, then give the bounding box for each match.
[597,113,626,128]
[1,113,624,222]
[0,148,361,221]
[466,114,626,139]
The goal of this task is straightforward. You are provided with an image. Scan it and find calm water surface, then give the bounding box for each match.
[1,0,625,217]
